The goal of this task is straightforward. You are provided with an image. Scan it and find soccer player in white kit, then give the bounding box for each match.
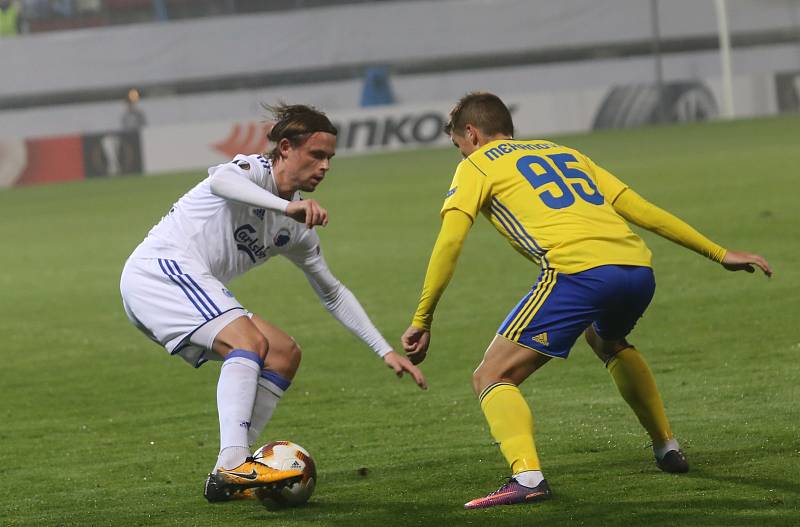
[120,105,427,502]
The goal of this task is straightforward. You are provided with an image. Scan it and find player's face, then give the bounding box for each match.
[283,132,337,192]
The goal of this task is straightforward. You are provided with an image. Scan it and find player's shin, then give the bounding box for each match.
[215,350,263,471]
[479,383,542,481]
[247,369,291,447]
[607,347,674,449]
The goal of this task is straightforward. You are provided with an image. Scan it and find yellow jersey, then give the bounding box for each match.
[441,139,652,274]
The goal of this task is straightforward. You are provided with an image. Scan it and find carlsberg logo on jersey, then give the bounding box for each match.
[234,224,268,263]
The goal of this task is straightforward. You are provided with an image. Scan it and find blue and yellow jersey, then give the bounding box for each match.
[441,139,652,274]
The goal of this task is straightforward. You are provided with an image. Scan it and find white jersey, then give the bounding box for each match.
[122,153,393,360]
[131,154,313,284]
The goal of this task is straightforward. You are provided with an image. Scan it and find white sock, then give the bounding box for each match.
[217,446,251,471]
[654,438,681,460]
[247,369,291,447]
[513,470,545,488]
[214,350,263,471]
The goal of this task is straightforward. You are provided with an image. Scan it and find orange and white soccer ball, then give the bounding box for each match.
[253,441,316,507]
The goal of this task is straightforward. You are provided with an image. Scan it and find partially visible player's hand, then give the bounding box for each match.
[382,351,427,390]
[721,250,772,277]
[401,326,431,365]
[285,200,328,229]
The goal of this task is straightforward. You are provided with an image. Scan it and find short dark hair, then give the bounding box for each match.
[264,103,338,161]
[444,92,514,137]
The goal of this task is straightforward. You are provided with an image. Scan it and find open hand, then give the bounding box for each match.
[382,351,427,390]
[285,199,328,229]
[721,250,772,277]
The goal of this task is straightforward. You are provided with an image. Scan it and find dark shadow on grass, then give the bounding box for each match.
[239,494,797,527]
[540,443,799,490]
[203,443,799,527]
[686,446,800,497]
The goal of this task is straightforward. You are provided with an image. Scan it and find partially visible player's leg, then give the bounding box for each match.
[467,269,602,509]
[585,265,688,473]
[210,316,269,471]
[585,327,674,443]
[247,315,302,447]
[586,327,687,472]
[465,335,553,509]
[204,316,303,501]
[119,258,302,501]
[473,334,551,477]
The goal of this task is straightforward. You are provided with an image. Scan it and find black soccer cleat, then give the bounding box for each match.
[204,472,248,502]
[656,449,689,474]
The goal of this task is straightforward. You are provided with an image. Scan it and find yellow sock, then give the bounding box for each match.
[479,383,541,473]
[607,347,673,446]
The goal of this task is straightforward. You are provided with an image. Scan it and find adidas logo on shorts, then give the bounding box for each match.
[532,333,549,346]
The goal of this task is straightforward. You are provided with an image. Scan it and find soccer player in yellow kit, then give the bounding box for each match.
[401,92,772,510]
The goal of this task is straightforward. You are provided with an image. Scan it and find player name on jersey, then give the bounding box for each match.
[484,142,555,161]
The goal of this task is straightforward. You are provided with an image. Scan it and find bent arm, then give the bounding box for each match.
[209,164,289,213]
[613,188,726,262]
[411,209,473,330]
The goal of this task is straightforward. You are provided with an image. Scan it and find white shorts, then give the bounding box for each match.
[120,256,249,367]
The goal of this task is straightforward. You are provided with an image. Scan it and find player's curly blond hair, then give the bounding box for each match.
[262,103,338,161]
[445,92,514,138]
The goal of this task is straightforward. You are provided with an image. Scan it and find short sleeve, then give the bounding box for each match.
[440,159,487,221]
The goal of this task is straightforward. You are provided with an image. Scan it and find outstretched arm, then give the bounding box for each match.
[401,209,473,364]
[612,189,771,277]
[286,234,427,389]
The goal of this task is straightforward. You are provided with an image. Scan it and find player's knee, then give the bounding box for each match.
[228,332,268,360]
[471,366,493,397]
[214,318,270,359]
[605,339,632,361]
[589,335,630,364]
[263,337,302,377]
[584,327,599,350]
[252,333,270,360]
[471,371,482,396]
[286,339,302,371]
[234,333,270,360]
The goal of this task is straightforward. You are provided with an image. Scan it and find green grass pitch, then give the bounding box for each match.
[1,116,798,526]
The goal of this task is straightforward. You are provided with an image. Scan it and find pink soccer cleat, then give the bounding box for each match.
[464,477,552,510]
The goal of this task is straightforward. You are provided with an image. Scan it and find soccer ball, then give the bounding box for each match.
[253,441,316,507]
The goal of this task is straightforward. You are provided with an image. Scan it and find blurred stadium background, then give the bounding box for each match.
[1,0,800,185]
[1,2,799,526]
